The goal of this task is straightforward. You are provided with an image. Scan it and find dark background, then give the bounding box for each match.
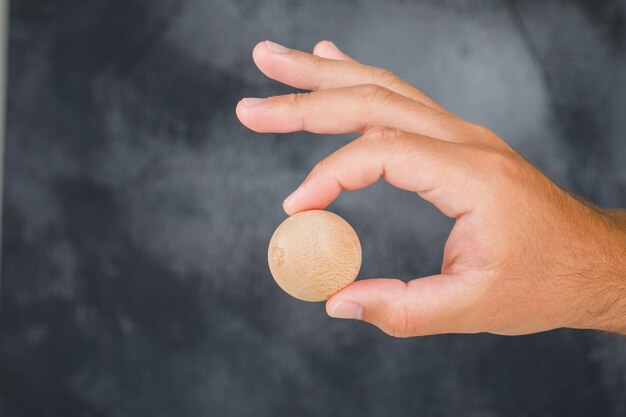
[1,0,625,416]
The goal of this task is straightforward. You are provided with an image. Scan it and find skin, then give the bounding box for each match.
[236,40,626,337]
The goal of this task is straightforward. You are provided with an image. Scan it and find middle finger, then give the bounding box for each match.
[252,40,449,114]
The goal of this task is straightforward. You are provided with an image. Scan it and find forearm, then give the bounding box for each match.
[584,209,626,334]
[605,209,626,228]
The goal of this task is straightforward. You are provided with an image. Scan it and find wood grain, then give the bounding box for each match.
[268,210,362,302]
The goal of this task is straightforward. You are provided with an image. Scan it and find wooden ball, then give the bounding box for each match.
[268,210,362,302]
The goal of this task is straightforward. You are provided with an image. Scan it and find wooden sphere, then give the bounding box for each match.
[268,210,362,302]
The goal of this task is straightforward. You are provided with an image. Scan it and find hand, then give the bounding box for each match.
[236,40,626,337]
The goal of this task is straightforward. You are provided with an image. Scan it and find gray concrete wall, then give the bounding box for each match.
[1,1,625,416]
[0,0,8,312]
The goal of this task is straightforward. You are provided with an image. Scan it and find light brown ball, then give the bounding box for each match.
[268,210,362,302]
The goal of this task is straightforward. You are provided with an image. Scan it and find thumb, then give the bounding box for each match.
[326,275,477,337]
[312,40,355,61]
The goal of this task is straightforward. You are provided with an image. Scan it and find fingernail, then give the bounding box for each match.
[329,301,363,320]
[325,40,339,50]
[242,97,267,107]
[283,190,296,206]
[266,40,290,54]
[283,186,301,206]
[283,181,306,207]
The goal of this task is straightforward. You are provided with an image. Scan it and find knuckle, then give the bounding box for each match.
[310,52,324,67]
[470,122,496,138]
[363,126,401,150]
[312,156,332,173]
[371,67,401,88]
[309,55,326,89]
[471,146,523,189]
[385,305,413,338]
[469,122,511,149]
[483,148,519,173]
[355,83,394,105]
[289,92,310,107]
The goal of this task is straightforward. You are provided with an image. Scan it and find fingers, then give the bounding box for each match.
[252,40,448,113]
[326,274,479,337]
[312,40,355,61]
[283,127,476,219]
[236,85,467,143]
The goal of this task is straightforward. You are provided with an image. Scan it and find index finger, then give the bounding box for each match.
[284,127,477,219]
[312,40,355,61]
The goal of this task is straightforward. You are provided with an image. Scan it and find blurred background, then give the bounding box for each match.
[1,0,625,416]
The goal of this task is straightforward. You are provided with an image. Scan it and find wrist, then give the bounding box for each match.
[576,210,626,333]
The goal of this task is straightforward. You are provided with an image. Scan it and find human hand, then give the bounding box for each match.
[236,40,626,337]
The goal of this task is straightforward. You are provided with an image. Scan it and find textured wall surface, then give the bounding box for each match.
[1,1,625,416]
